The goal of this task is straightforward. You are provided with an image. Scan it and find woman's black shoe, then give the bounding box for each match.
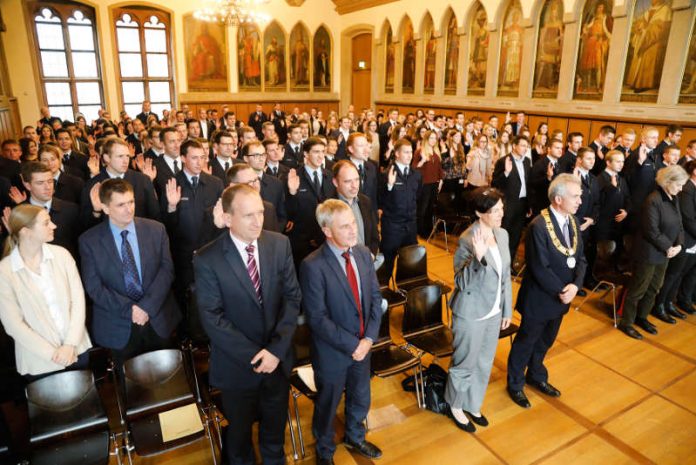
[449,408,476,433]
[465,411,489,427]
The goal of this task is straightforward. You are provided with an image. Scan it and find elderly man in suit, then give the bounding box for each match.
[507,174,586,408]
[300,199,383,465]
[79,179,180,364]
[194,184,301,465]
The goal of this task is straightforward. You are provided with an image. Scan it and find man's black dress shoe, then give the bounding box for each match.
[507,388,531,408]
[449,409,476,433]
[676,301,696,315]
[652,309,677,324]
[343,438,382,459]
[465,411,489,427]
[316,456,334,465]
[577,289,587,297]
[618,324,643,340]
[667,303,687,320]
[635,318,657,335]
[526,379,561,397]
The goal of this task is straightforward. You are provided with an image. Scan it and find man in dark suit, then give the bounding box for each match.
[161,140,224,337]
[614,128,636,158]
[332,160,379,255]
[80,178,181,364]
[264,139,290,181]
[210,130,239,184]
[330,116,353,160]
[35,145,84,204]
[558,132,583,174]
[654,124,683,158]
[80,138,160,228]
[243,140,287,231]
[19,162,81,258]
[153,127,183,197]
[126,118,145,155]
[143,126,165,160]
[589,125,615,176]
[0,140,22,189]
[625,126,659,234]
[300,199,383,465]
[136,100,158,125]
[38,106,61,128]
[248,104,268,140]
[378,108,399,161]
[492,135,532,262]
[283,124,304,170]
[56,129,90,180]
[379,139,422,276]
[286,136,336,267]
[529,139,563,215]
[509,111,526,135]
[507,174,586,408]
[346,133,379,210]
[226,164,281,232]
[270,103,288,144]
[575,148,601,290]
[194,184,301,465]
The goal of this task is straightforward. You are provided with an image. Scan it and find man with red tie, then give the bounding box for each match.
[300,199,383,465]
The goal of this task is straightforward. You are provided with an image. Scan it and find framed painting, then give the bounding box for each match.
[289,23,310,91]
[574,0,614,100]
[444,12,459,95]
[264,21,287,90]
[314,25,332,92]
[498,0,524,97]
[401,17,415,94]
[237,23,261,91]
[184,15,228,92]
[468,2,488,96]
[532,0,564,98]
[385,24,395,93]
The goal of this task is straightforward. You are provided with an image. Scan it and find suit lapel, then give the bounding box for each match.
[99,221,122,268]
[302,168,322,200]
[134,219,150,286]
[322,244,359,311]
[257,232,273,313]
[223,234,262,307]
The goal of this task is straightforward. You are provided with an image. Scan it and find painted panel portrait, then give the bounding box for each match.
[290,23,310,91]
[314,26,331,91]
[622,0,673,102]
[574,0,614,100]
[444,13,459,95]
[679,15,696,104]
[237,23,261,91]
[264,21,287,90]
[402,18,416,94]
[498,1,524,97]
[468,3,489,96]
[423,16,436,94]
[385,24,395,93]
[184,15,227,91]
[532,0,564,98]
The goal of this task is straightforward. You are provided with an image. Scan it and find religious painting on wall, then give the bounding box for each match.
[532,0,564,98]
[385,24,395,93]
[264,21,286,90]
[498,1,524,97]
[574,0,613,100]
[444,12,459,95]
[423,15,436,94]
[679,16,696,104]
[314,26,331,92]
[621,0,673,102]
[468,2,488,96]
[237,23,261,91]
[289,23,310,91]
[402,18,416,94]
[184,15,227,91]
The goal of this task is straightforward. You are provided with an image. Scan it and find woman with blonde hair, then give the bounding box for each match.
[413,129,444,237]
[0,204,91,379]
[467,133,494,190]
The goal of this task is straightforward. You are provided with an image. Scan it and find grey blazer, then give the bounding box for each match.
[448,223,513,320]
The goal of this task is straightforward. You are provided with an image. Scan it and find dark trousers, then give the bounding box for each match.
[220,371,289,465]
[502,198,527,264]
[380,220,417,278]
[582,229,597,284]
[313,357,371,459]
[677,252,696,305]
[655,252,689,307]
[507,315,562,391]
[416,183,438,237]
[621,261,668,326]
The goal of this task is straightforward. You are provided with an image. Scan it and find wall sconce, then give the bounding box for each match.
[358,61,367,69]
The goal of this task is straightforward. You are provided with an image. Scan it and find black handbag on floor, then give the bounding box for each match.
[401,363,449,415]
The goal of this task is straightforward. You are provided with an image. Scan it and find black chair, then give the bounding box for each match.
[402,285,454,358]
[427,191,474,252]
[370,306,424,408]
[375,258,407,308]
[25,369,122,465]
[395,245,453,295]
[121,349,218,463]
[184,343,224,451]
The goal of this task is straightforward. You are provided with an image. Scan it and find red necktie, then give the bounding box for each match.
[342,251,364,337]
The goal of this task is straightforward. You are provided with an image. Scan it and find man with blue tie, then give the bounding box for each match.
[300,199,383,465]
[79,178,180,364]
[194,184,301,465]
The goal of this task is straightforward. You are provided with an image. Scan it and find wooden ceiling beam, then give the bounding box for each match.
[331,0,399,15]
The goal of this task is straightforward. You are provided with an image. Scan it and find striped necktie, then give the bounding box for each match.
[246,243,262,304]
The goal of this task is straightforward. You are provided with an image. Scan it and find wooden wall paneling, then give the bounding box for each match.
[567,119,591,140]
[547,117,569,137]
[589,120,614,140]
[652,125,668,139]
[681,128,696,147]
[614,122,642,143]
[528,115,548,134]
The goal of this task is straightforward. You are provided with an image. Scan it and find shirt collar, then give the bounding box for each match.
[395,161,409,173]
[338,193,357,206]
[229,232,258,253]
[10,244,54,272]
[549,206,569,225]
[326,240,350,259]
[29,197,52,210]
[109,220,136,239]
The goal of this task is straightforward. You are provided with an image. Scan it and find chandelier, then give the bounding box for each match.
[193,0,271,26]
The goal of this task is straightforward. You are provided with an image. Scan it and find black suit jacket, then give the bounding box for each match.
[354,159,379,210]
[558,150,578,174]
[143,148,162,161]
[260,173,287,231]
[62,151,90,180]
[378,121,396,159]
[529,157,560,214]
[300,243,382,372]
[126,134,143,155]
[576,172,600,227]
[209,157,237,185]
[379,164,422,224]
[330,129,353,160]
[634,189,684,265]
[41,198,80,259]
[589,141,609,176]
[80,169,160,228]
[54,171,84,205]
[286,167,336,263]
[79,217,181,349]
[0,158,22,189]
[516,212,587,320]
[153,155,179,198]
[265,163,290,182]
[248,112,268,139]
[680,180,696,248]
[625,148,657,232]
[595,171,631,241]
[491,154,532,209]
[136,111,158,125]
[162,171,224,287]
[282,143,303,170]
[193,231,301,389]
[270,110,288,144]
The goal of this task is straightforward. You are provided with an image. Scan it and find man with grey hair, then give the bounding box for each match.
[507,173,587,408]
[300,199,383,464]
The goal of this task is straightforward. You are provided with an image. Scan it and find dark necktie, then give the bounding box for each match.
[342,251,364,337]
[173,160,180,174]
[272,166,278,176]
[224,161,230,172]
[313,170,321,196]
[294,146,300,159]
[246,244,262,304]
[64,152,71,162]
[121,230,143,301]
[191,176,198,190]
[357,164,365,187]
[403,167,409,177]
[562,220,571,248]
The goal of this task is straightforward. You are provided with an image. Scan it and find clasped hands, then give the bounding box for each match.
[352,338,372,361]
